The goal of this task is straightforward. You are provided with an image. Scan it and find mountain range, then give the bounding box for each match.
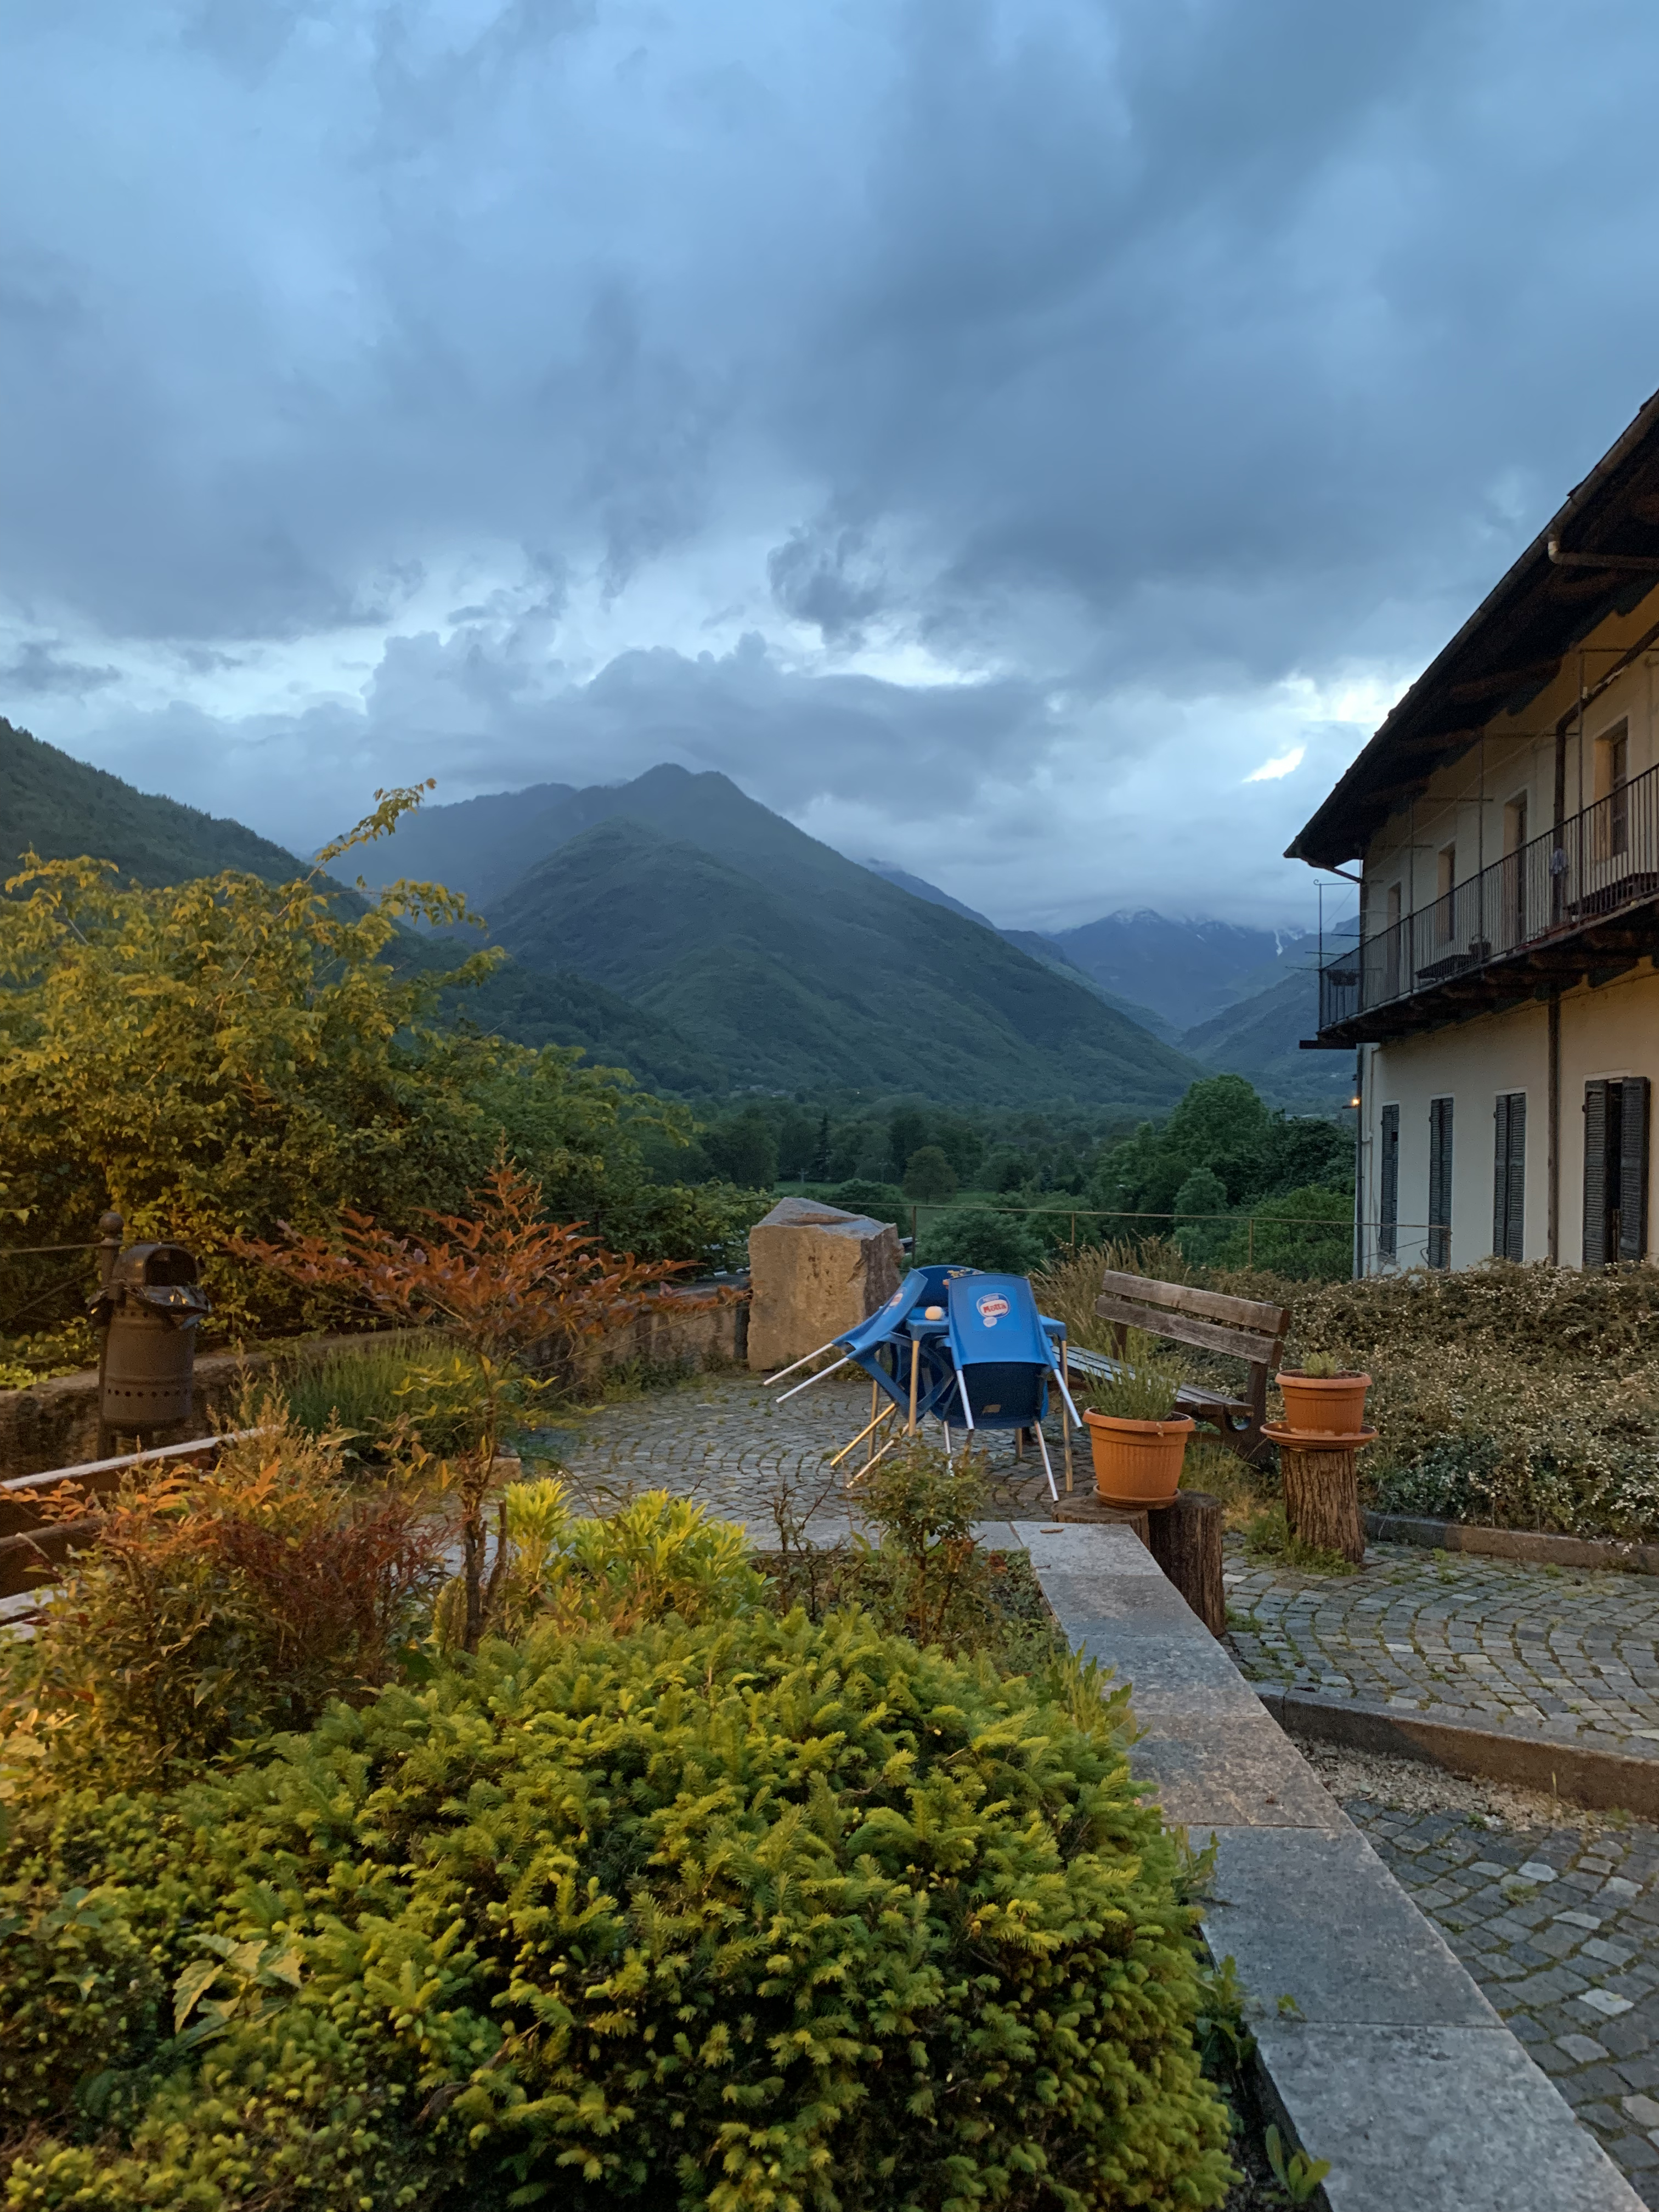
[2,717,1350,1109]
[365,764,1201,1107]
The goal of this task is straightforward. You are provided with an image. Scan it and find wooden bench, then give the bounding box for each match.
[1082,1269,1290,1464]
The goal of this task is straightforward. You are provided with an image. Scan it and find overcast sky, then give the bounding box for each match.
[6,0,1659,931]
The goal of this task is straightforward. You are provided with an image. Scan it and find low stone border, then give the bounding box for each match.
[1260,1686,1659,1820]
[0,1288,748,1483]
[1367,1510,1659,1577]
[1015,1520,1643,2211]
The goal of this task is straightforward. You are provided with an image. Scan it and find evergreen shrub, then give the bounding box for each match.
[2,1609,1233,2211]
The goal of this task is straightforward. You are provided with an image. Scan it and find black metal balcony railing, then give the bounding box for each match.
[1319,759,1659,1035]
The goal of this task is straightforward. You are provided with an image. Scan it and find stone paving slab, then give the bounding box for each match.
[1346,1798,1659,2207]
[1227,1537,1659,1763]
[1020,1520,1643,2211]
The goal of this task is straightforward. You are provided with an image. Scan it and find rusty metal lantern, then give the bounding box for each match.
[89,1216,211,1432]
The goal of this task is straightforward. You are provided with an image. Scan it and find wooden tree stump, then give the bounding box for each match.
[1278,1439,1367,1564]
[1147,1491,1226,1637]
[1054,1493,1150,1546]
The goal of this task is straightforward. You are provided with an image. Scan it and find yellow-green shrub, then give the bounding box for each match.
[3,1610,1233,2211]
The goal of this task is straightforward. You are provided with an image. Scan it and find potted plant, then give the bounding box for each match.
[1082,1331,1194,1506]
[1276,1350,1371,1437]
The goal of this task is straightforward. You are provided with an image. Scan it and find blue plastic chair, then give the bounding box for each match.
[944,1273,1081,1500]
[827,1266,977,1474]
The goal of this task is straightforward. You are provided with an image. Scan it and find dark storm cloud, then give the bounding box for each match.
[6,0,1659,920]
[0,640,121,695]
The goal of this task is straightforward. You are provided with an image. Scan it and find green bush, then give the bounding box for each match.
[1214,1182,1352,1281]
[2,1610,1234,2211]
[1170,1169,1232,1266]
[1291,1260,1659,1537]
[915,1202,1043,1274]
[827,1177,907,1224]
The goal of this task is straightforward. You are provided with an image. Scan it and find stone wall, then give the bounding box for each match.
[0,1285,749,1483]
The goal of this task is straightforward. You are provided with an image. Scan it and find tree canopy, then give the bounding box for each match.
[0,790,759,1346]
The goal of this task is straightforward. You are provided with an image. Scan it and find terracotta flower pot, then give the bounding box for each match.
[1084,1410,1195,1507]
[1275,1372,1372,1437]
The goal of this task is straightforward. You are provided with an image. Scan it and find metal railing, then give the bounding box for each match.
[1319,757,1659,1032]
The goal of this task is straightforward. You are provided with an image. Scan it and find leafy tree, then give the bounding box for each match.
[917,1203,1043,1273]
[887,1103,930,1182]
[1171,1167,1232,1265]
[901,1143,958,1203]
[983,1144,1030,1193]
[701,1107,779,1188]
[1091,1075,1350,1229]
[772,1104,818,1178]
[808,1109,832,1181]
[1218,1181,1353,1279]
[0,791,759,1346]
[826,1178,905,1227]
[928,1110,985,1186]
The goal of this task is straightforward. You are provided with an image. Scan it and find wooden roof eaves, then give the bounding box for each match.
[1287,383,1659,868]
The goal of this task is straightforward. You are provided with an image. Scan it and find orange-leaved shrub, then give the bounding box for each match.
[232,1154,718,1648]
[3,1401,444,1776]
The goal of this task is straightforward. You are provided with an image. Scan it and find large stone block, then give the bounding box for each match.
[746,1198,901,1372]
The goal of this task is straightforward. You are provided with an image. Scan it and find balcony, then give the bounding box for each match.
[1316,759,1659,1044]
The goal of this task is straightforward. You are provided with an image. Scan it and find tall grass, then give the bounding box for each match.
[276,1334,486,1462]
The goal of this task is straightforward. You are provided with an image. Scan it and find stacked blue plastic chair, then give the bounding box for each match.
[942,1272,1082,1502]
[766,1265,976,1477]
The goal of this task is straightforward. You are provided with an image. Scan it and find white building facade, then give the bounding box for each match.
[1290,392,1659,1274]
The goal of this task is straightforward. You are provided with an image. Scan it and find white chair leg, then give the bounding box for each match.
[1035,1423,1059,1503]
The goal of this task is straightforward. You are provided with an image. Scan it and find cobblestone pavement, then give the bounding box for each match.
[535,1368,1070,1531]
[1227,1539,1659,1759]
[550,1377,1659,1761]
[1333,1773,1659,2206]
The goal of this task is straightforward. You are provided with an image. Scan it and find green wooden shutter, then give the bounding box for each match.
[1584,1079,1611,1268]
[1429,1097,1453,1269]
[1505,1092,1526,1263]
[1379,1103,1399,1262]
[1620,1076,1650,1261]
[1493,1093,1526,1262]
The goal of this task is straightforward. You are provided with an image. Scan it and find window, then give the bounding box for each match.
[1428,1096,1454,1269]
[1436,845,1456,943]
[1493,1093,1525,1262]
[1595,721,1630,861]
[1584,1077,1651,1266]
[1379,1103,1400,1262]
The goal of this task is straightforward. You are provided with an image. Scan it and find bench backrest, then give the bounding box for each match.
[1092,1270,1289,1369]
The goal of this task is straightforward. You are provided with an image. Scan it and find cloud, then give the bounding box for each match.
[0,640,121,695]
[4,0,1659,926]
[1245,746,1307,783]
[39,626,1376,927]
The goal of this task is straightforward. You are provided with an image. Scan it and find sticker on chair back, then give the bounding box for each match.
[975,1293,1010,1325]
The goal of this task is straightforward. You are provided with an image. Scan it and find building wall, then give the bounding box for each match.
[1357,597,1659,944]
[1360,966,1659,1272]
